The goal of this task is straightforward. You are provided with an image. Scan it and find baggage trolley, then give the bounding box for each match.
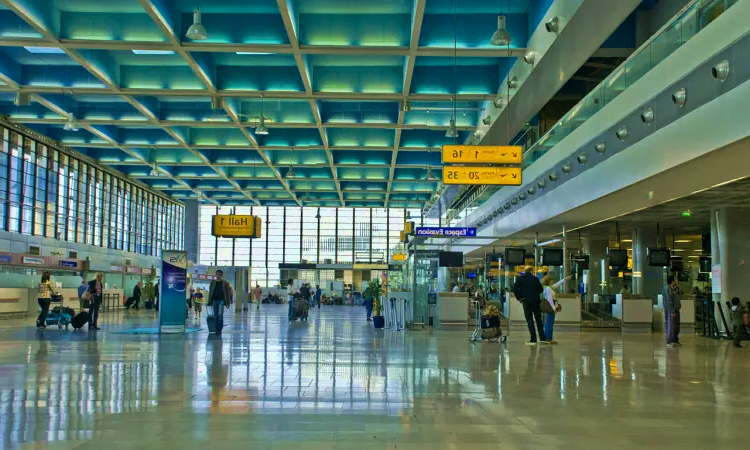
[470,300,507,343]
[46,294,73,330]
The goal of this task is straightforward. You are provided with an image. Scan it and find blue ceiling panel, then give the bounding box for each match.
[190,127,248,146]
[239,99,315,124]
[178,13,289,44]
[337,167,389,181]
[238,179,285,190]
[60,12,166,41]
[266,149,330,166]
[419,13,527,48]
[288,179,337,191]
[327,128,394,147]
[391,181,434,192]
[395,151,441,166]
[190,179,235,190]
[0,10,42,38]
[22,64,107,88]
[217,66,304,91]
[340,181,387,191]
[411,62,500,95]
[298,13,410,47]
[424,0,534,14]
[85,148,141,164]
[166,165,217,178]
[119,127,175,145]
[400,129,471,148]
[227,166,277,178]
[332,150,392,166]
[394,167,442,182]
[200,149,264,165]
[254,128,323,147]
[121,65,205,90]
[320,100,399,125]
[313,65,403,94]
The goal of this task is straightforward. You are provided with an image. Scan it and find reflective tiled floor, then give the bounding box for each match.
[0,304,748,449]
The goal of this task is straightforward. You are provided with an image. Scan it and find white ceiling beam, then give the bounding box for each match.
[276,0,344,207]
[385,0,426,208]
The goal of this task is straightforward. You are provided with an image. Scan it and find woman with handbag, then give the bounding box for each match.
[541,275,571,344]
[36,271,54,329]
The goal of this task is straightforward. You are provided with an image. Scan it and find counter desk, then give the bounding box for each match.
[613,294,653,331]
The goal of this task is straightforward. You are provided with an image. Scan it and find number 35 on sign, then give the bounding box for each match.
[442,167,522,186]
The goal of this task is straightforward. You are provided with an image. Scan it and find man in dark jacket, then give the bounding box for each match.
[513,266,547,344]
[207,270,233,335]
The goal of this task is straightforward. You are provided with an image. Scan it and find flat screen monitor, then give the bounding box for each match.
[542,248,564,266]
[608,248,628,268]
[438,251,463,267]
[574,254,590,270]
[504,247,526,266]
[670,257,683,271]
[699,256,711,273]
[648,248,671,267]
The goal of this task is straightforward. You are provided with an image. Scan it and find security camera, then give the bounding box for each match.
[545,17,560,33]
[712,60,729,82]
[523,51,535,65]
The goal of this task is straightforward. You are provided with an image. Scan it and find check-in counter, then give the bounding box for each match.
[555,294,581,326]
[613,294,653,330]
[0,288,30,316]
[435,292,469,329]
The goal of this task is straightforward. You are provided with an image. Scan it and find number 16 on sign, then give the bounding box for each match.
[443,167,522,185]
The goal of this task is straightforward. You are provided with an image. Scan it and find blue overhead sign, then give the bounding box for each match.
[415,227,477,237]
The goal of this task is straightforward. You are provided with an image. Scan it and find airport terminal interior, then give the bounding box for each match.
[0,0,749,448]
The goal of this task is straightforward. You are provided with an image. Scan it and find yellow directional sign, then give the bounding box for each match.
[443,166,522,185]
[212,215,257,238]
[442,145,522,164]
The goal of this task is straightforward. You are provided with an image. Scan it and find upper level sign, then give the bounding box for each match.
[212,215,260,238]
[441,145,522,164]
[442,166,522,185]
[415,227,477,237]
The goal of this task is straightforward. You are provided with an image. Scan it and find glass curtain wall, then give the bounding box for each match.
[198,205,428,287]
[0,125,183,256]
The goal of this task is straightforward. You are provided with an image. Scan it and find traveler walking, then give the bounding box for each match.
[36,271,54,329]
[207,270,232,335]
[253,284,262,310]
[314,284,322,309]
[662,277,682,348]
[286,279,295,322]
[194,288,204,320]
[127,281,142,310]
[513,266,546,345]
[87,273,104,331]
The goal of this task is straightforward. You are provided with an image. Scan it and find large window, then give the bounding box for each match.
[0,124,183,255]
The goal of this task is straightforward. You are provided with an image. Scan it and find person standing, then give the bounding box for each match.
[131,281,142,311]
[730,297,747,348]
[154,281,160,311]
[87,273,104,331]
[286,279,295,322]
[207,270,232,335]
[513,266,546,345]
[186,279,194,319]
[541,275,570,345]
[253,284,263,310]
[662,277,682,348]
[77,277,89,312]
[314,285,322,309]
[36,271,54,329]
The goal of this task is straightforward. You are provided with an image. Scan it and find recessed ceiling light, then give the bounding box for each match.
[24,46,64,54]
[621,239,632,243]
[132,50,175,55]
[694,249,703,252]
[675,240,691,243]
[673,249,685,252]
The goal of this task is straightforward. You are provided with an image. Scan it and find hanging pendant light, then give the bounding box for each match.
[286,166,296,178]
[186,7,208,40]
[490,16,512,46]
[445,118,458,138]
[425,166,437,181]
[63,113,79,131]
[149,163,159,176]
[255,116,269,135]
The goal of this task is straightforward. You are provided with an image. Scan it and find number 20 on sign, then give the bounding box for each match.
[443,167,522,186]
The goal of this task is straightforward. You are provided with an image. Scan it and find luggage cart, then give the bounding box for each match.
[470,300,507,343]
[46,294,73,330]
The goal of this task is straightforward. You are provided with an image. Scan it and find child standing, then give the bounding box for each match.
[730,297,748,348]
[193,288,205,321]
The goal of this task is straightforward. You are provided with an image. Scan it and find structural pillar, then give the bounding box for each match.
[713,207,750,334]
[632,227,665,303]
[183,199,200,264]
[583,239,608,299]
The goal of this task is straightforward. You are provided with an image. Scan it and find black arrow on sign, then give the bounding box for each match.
[511,173,517,178]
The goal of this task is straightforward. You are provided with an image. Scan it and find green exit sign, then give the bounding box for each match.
[682,210,692,217]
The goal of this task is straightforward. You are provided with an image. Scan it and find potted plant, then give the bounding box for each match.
[365,278,385,328]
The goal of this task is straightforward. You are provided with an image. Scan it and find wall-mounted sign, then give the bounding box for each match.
[60,260,78,268]
[0,254,12,264]
[392,253,407,261]
[212,214,260,238]
[110,265,123,272]
[415,227,477,237]
[141,268,152,275]
[443,166,522,186]
[23,257,44,265]
[441,145,523,164]
[126,267,140,274]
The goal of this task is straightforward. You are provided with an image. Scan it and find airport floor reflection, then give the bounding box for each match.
[0,305,749,449]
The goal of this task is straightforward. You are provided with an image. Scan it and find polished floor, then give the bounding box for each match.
[0,304,748,449]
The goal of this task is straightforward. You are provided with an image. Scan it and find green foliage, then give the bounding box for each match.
[364,278,383,300]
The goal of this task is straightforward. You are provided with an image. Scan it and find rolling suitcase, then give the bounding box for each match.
[72,311,88,330]
[206,306,217,333]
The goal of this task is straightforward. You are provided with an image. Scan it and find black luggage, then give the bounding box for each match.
[72,311,88,329]
[124,297,135,308]
[293,298,309,321]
